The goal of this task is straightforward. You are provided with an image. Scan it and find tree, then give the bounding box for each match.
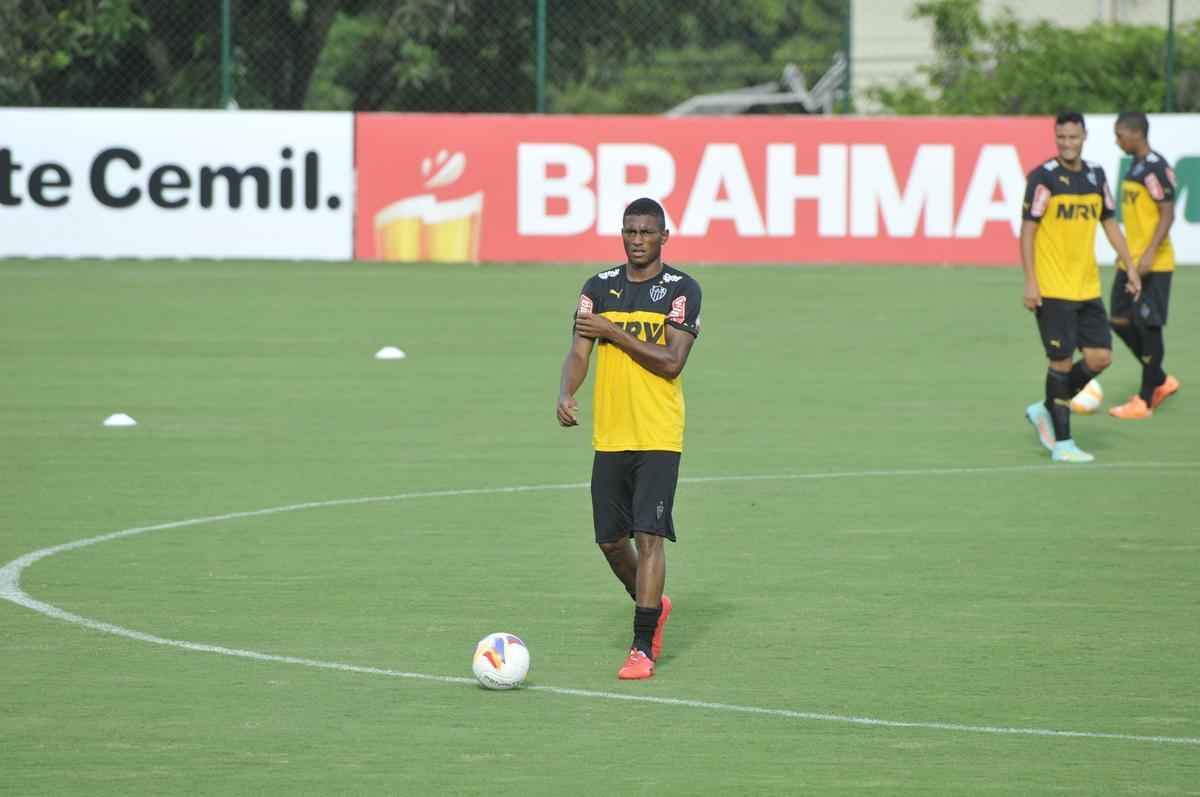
[872,0,1200,114]
[0,0,148,106]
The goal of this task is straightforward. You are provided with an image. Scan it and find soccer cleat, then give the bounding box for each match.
[1150,375,1180,410]
[1051,440,1094,463]
[1025,401,1055,451]
[652,595,672,660]
[617,648,655,680]
[1108,395,1153,420]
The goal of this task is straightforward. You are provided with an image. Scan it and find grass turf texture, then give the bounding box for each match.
[1,259,1198,795]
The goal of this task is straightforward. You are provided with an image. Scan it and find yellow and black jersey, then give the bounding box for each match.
[573,264,701,453]
[1119,150,1176,272]
[1022,158,1115,301]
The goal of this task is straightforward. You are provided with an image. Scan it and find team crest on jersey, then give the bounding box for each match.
[1086,170,1097,186]
[1131,161,1145,177]
[650,285,667,302]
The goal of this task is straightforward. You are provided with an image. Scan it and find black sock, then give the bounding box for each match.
[1045,368,1072,442]
[1139,326,1166,404]
[1067,360,1096,395]
[633,606,661,658]
[1112,321,1143,360]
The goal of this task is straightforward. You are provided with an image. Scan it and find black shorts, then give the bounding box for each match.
[591,451,680,543]
[1035,298,1111,360]
[1111,270,1172,328]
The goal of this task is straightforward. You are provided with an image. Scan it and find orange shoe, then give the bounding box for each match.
[1109,395,1153,419]
[652,595,672,660]
[1150,375,1180,410]
[617,648,654,680]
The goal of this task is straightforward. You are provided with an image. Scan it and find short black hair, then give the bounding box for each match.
[1055,110,1086,129]
[1115,111,1149,136]
[623,197,666,230]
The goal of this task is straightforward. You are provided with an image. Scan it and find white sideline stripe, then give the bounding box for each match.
[3,461,1200,747]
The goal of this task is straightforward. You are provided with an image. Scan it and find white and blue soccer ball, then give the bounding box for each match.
[472,632,530,690]
[1070,378,1104,414]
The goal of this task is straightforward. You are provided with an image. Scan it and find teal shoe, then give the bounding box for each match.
[1025,401,1054,452]
[1051,439,1094,463]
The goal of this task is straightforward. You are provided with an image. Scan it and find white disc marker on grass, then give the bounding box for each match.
[102,413,137,427]
[375,347,407,360]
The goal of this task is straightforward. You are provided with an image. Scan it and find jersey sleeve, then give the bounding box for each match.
[1145,158,1177,203]
[1022,170,1052,222]
[571,277,600,335]
[1098,167,1115,221]
[667,278,701,338]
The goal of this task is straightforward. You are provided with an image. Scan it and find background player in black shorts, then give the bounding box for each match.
[1108,111,1180,419]
[1020,111,1139,463]
[556,197,702,680]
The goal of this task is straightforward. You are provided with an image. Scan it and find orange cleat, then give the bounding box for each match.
[1109,395,1153,420]
[617,648,655,680]
[652,595,672,660]
[1150,375,1180,410]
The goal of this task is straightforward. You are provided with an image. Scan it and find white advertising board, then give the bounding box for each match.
[0,109,353,259]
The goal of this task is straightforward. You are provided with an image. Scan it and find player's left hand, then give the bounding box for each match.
[1136,251,1154,276]
[574,312,617,341]
[1125,267,1142,300]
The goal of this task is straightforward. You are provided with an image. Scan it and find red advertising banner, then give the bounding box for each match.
[355,114,1049,265]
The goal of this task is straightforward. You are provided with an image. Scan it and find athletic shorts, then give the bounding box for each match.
[591,450,680,543]
[1111,270,1172,328]
[1035,298,1111,360]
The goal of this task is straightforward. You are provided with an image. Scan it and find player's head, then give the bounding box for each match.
[1114,111,1149,155]
[1053,110,1087,163]
[621,198,668,268]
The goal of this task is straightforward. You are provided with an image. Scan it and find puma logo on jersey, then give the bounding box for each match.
[1058,175,1071,185]
[609,289,622,298]
[1050,339,1062,347]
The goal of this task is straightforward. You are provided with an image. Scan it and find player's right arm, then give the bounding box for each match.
[557,285,598,427]
[1020,219,1040,311]
[557,332,593,427]
[1020,168,1050,311]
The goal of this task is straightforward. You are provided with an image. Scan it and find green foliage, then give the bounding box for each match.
[873,0,1200,114]
[1,0,845,113]
[0,0,148,106]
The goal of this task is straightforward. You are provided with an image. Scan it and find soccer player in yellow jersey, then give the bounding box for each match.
[556,197,701,680]
[1108,111,1181,419]
[1020,111,1140,463]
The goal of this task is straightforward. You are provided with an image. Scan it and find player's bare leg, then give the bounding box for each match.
[598,539,638,601]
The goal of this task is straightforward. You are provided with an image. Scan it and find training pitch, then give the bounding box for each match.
[2,259,1197,795]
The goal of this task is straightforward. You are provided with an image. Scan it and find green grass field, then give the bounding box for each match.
[2,259,1198,795]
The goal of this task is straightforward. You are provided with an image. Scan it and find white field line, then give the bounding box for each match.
[3,462,1199,747]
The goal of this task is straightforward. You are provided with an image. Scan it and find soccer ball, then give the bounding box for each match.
[472,632,530,690]
[1070,378,1103,414]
